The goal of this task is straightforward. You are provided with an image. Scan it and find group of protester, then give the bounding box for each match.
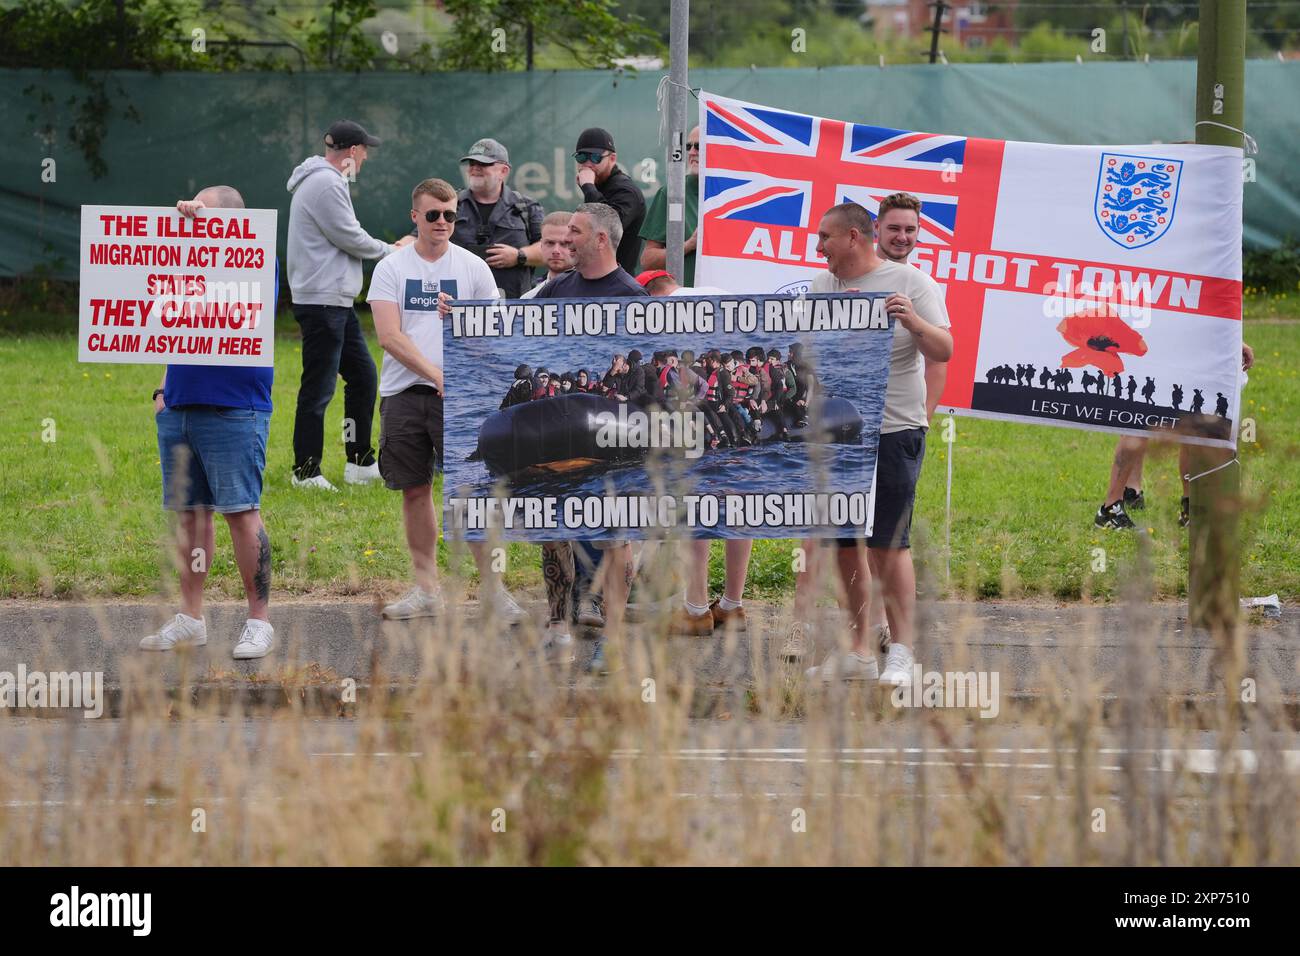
[136,115,953,690]
[139,113,1239,692]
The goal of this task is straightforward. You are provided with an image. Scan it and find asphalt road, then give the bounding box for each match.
[0,597,1294,702]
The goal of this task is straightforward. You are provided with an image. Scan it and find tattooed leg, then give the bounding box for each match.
[542,541,574,625]
[226,509,270,621]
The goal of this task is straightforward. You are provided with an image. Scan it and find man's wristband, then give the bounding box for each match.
[516,249,527,267]
[152,388,164,401]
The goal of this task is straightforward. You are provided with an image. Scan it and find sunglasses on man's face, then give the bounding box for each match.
[423,209,456,223]
[573,150,607,165]
[686,142,700,152]
[465,160,497,170]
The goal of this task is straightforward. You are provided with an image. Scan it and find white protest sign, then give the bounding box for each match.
[79,205,277,367]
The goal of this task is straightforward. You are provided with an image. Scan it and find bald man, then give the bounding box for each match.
[140,185,276,661]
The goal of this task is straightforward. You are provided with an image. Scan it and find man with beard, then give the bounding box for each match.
[639,125,702,285]
[452,137,544,299]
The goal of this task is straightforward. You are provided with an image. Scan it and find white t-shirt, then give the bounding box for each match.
[367,242,497,397]
[520,274,562,299]
[811,259,950,433]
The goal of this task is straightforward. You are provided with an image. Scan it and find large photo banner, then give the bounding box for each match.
[694,92,1244,447]
[79,205,277,367]
[443,293,893,542]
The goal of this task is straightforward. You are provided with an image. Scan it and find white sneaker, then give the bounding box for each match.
[140,613,207,651]
[804,650,879,682]
[487,587,526,625]
[381,586,445,620]
[780,621,813,662]
[542,622,575,662]
[878,643,915,687]
[232,619,275,660]
[291,473,338,491]
[344,461,381,485]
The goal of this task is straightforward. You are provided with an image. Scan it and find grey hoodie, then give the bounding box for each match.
[286,156,394,307]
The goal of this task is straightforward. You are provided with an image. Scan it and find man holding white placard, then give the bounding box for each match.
[140,185,276,661]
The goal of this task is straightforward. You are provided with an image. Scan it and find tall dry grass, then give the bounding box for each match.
[0,516,1295,867]
[2,396,1294,866]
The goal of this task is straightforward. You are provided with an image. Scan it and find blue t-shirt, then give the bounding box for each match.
[163,259,277,411]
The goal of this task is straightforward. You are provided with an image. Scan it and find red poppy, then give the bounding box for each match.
[1056,310,1148,377]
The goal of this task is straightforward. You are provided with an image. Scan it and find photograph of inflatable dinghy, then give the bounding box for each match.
[442,292,894,542]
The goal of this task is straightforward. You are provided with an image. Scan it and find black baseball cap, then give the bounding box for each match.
[575,127,616,153]
[324,120,381,150]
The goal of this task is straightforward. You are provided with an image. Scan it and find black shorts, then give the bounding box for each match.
[378,386,443,490]
[836,426,926,550]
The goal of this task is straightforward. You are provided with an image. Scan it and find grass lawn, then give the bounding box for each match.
[0,306,1296,603]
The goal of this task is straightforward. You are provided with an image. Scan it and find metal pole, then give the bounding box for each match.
[667,0,689,282]
[945,422,953,586]
[1187,0,1245,643]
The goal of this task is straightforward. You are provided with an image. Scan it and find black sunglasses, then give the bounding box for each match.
[573,150,607,164]
[423,209,456,223]
[686,142,700,151]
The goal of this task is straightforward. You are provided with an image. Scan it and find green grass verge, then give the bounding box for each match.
[0,308,1296,602]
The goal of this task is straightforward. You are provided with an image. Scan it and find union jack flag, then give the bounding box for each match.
[700,94,971,253]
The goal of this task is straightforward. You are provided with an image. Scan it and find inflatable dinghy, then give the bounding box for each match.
[471,392,862,477]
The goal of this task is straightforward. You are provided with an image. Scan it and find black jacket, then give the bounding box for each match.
[623,360,651,406]
[451,185,544,299]
[500,378,533,410]
[580,167,646,275]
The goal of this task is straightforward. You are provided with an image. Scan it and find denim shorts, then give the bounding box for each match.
[157,405,270,513]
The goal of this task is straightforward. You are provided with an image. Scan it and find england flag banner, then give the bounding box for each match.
[694,92,1244,447]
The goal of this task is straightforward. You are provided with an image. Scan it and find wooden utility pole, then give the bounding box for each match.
[1186,0,1246,646]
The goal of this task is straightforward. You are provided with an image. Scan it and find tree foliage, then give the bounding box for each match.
[438,0,662,72]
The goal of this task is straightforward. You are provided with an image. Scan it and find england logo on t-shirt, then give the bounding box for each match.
[405,278,457,310]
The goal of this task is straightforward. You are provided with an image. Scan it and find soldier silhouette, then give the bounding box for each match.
[1171,384,1183,411]
[1081,370,1096,393]
[1191,388,1204,414]
[1141,376,1155,404]
[986,367,996,384]
[1126,375,1137,401]
[1112,373,1122,398]
[1062,368,1074,391]
[1026,363,1036,386]
[1039,366,1051,388]
[1096,373,1107,396]
[1215,392,1229,417]
[1015,363,1025,386]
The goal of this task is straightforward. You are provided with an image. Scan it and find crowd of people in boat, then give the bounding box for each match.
[499,343,818,448]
